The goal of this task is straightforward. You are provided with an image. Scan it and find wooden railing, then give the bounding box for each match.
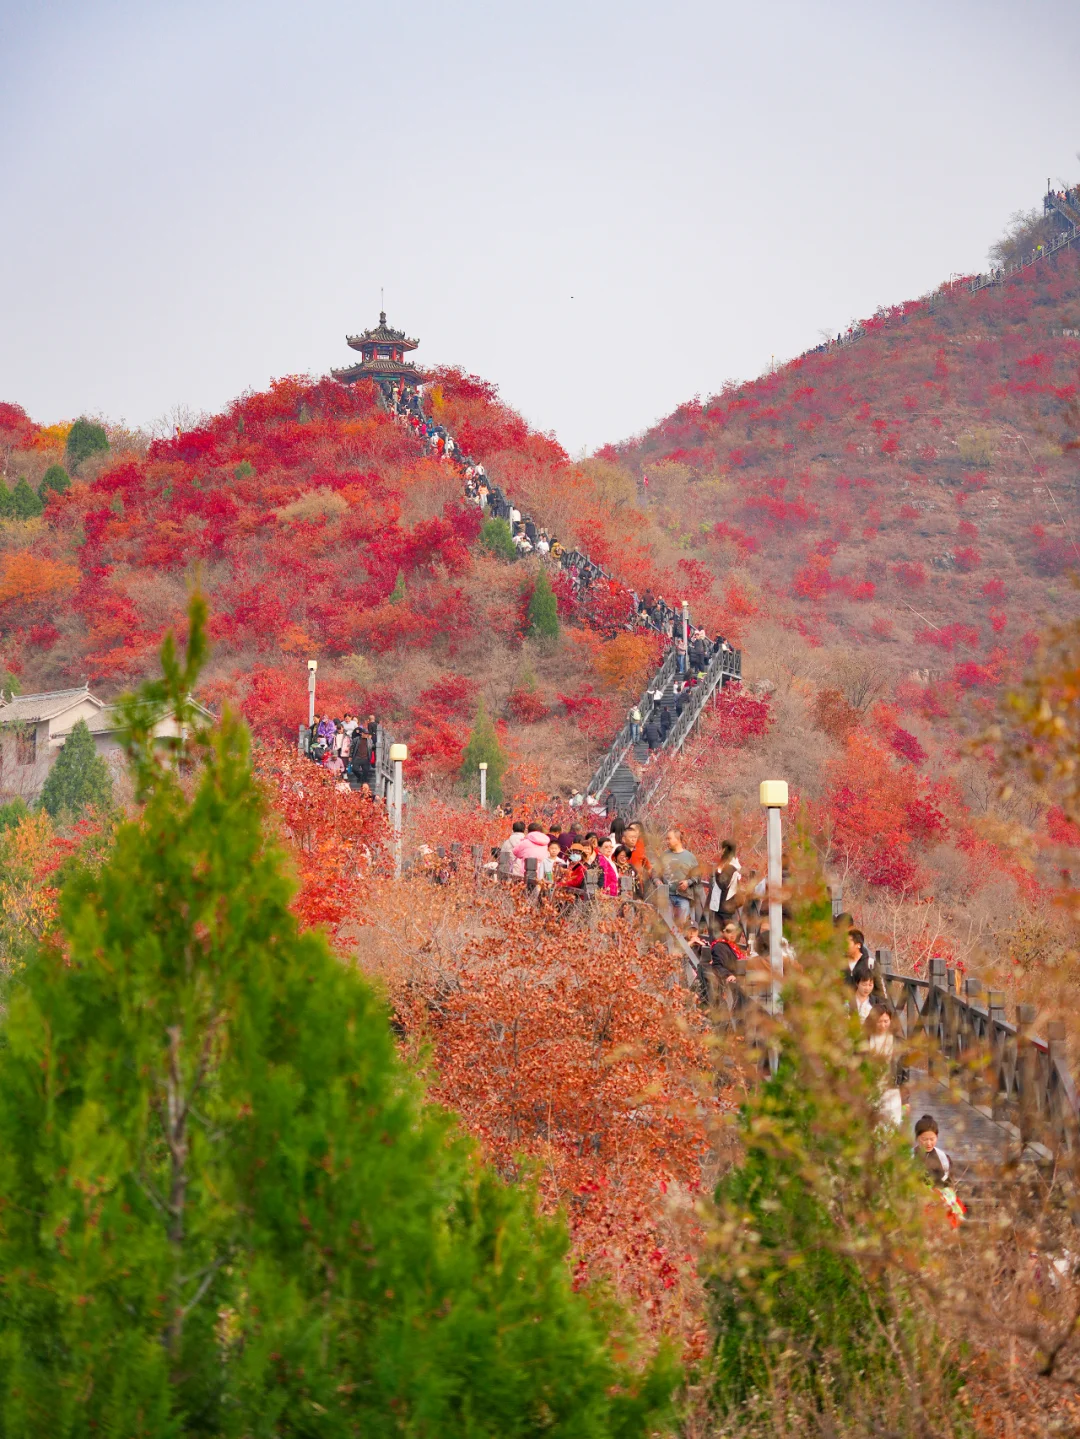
[879,955,1078,1156]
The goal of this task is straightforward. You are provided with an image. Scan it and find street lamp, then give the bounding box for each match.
[478,760,488,810]
[307,659,318,727]
[389,743,407,879]
[681,599,689,673]
[759,780,788,1010]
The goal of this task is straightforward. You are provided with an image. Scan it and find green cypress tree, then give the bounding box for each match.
[65,416,110,470]
[479,516,518,561]
[0,599,676,1436]
[39,463,71,499]
[12,478,43,520]
[0,796,28,833]
[0,479,13,519]
[706,865,955,1417]
[38,719,113,821]
[459,699,509,805]
[527,567,560,641]
[388,569,406,604]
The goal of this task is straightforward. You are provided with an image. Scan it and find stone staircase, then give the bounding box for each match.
[587,640,742,819]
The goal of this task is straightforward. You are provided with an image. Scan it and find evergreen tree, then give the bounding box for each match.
[480,516,518,561]
[0,797,28,833]
[39,463,71,499]
[460,698,508,805]
[38,719,113,820]
[11,478,43,520]
[388,569,406,604]
[0,599,675,1436]
[65,416,110,470]
[0,479,13,519]
[527,567,560,641]
[706,864,952,1416]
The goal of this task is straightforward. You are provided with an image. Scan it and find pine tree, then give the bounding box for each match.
[0,480,13,518]
[39,463,71,499]
[388,569,406,604]
[480,516,518,561]
[0,599,675,1435]
[65,416,110,470]
[459,698,508,805]
[705,861,952,1416]
[38,719,113,820]
[528,567,560,641]
[11,478,43,520]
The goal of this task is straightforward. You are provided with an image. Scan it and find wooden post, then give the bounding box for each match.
[1016,1003,1038,1145]
[988,991,1007,1117]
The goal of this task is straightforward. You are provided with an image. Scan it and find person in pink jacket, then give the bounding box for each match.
[512,821,551,879]
[584,833,619,896]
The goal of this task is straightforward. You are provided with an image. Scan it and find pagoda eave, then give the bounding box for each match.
[332,361,426,384]
[346,334,419,353]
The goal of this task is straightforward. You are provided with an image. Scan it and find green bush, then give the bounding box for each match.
[38,719,113,821]
[480,516,518,562]
[0,480,13,519]
[528,567,560,640]
[0,797,29,833]
[704,865,959,1421]
[65,416,110,470]
[0,600,676,1435]
[460,698,508,805]
[39,463,71,499]
[11,478,42,520]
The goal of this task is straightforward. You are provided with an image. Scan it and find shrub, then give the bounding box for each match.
[11,478,42,520]
[479,516,518,561]
[527,568,560,641]
[459,699,508,804]
[39,464,70,499]
[65,416,110,470]
[38,719,113,821]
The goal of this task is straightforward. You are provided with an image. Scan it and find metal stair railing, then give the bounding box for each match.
[634,646,741,813]
[586,648,677,799]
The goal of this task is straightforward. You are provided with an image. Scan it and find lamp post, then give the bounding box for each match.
[389,743,407,879]
[307,658,317,728]
[479,760,488,810]
[759,780,789,1010]
[681,599,689,673]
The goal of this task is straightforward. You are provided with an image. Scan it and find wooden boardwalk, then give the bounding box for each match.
[905,1071,1049,1180]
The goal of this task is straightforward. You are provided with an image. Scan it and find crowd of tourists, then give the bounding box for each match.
[386,380,716,645]
[470,811,965,1220]
[305,711,382,794]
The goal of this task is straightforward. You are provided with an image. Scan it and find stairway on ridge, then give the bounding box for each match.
[605,678,684,815]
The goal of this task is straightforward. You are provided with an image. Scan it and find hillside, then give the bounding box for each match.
[0,370,717,800]
[605,230,1080,980]
[2,205,1080,980]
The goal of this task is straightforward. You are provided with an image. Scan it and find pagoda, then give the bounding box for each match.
[332,312,424,395]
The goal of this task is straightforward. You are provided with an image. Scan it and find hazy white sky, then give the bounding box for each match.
[1,0,1078,454]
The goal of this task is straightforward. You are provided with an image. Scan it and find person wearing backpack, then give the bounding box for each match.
[708,840,742,938]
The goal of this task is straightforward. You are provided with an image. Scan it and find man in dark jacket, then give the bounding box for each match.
[844,928,873,985]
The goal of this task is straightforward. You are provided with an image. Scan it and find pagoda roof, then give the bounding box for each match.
[346,312,419,353]
[332,357,426,384]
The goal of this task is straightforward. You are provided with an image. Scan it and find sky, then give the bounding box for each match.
[1,0,1079,456]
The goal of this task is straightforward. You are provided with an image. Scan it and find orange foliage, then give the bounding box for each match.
[0,552,79,609]
[362,873,718,1352]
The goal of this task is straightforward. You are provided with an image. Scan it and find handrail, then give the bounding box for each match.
[628,645,742,814]
[586,649,677,798]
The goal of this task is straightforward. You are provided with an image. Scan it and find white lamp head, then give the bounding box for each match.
[759,779,789,808]
[478,761,488,771]
[307,658,318,672]
[388,743,408,763]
